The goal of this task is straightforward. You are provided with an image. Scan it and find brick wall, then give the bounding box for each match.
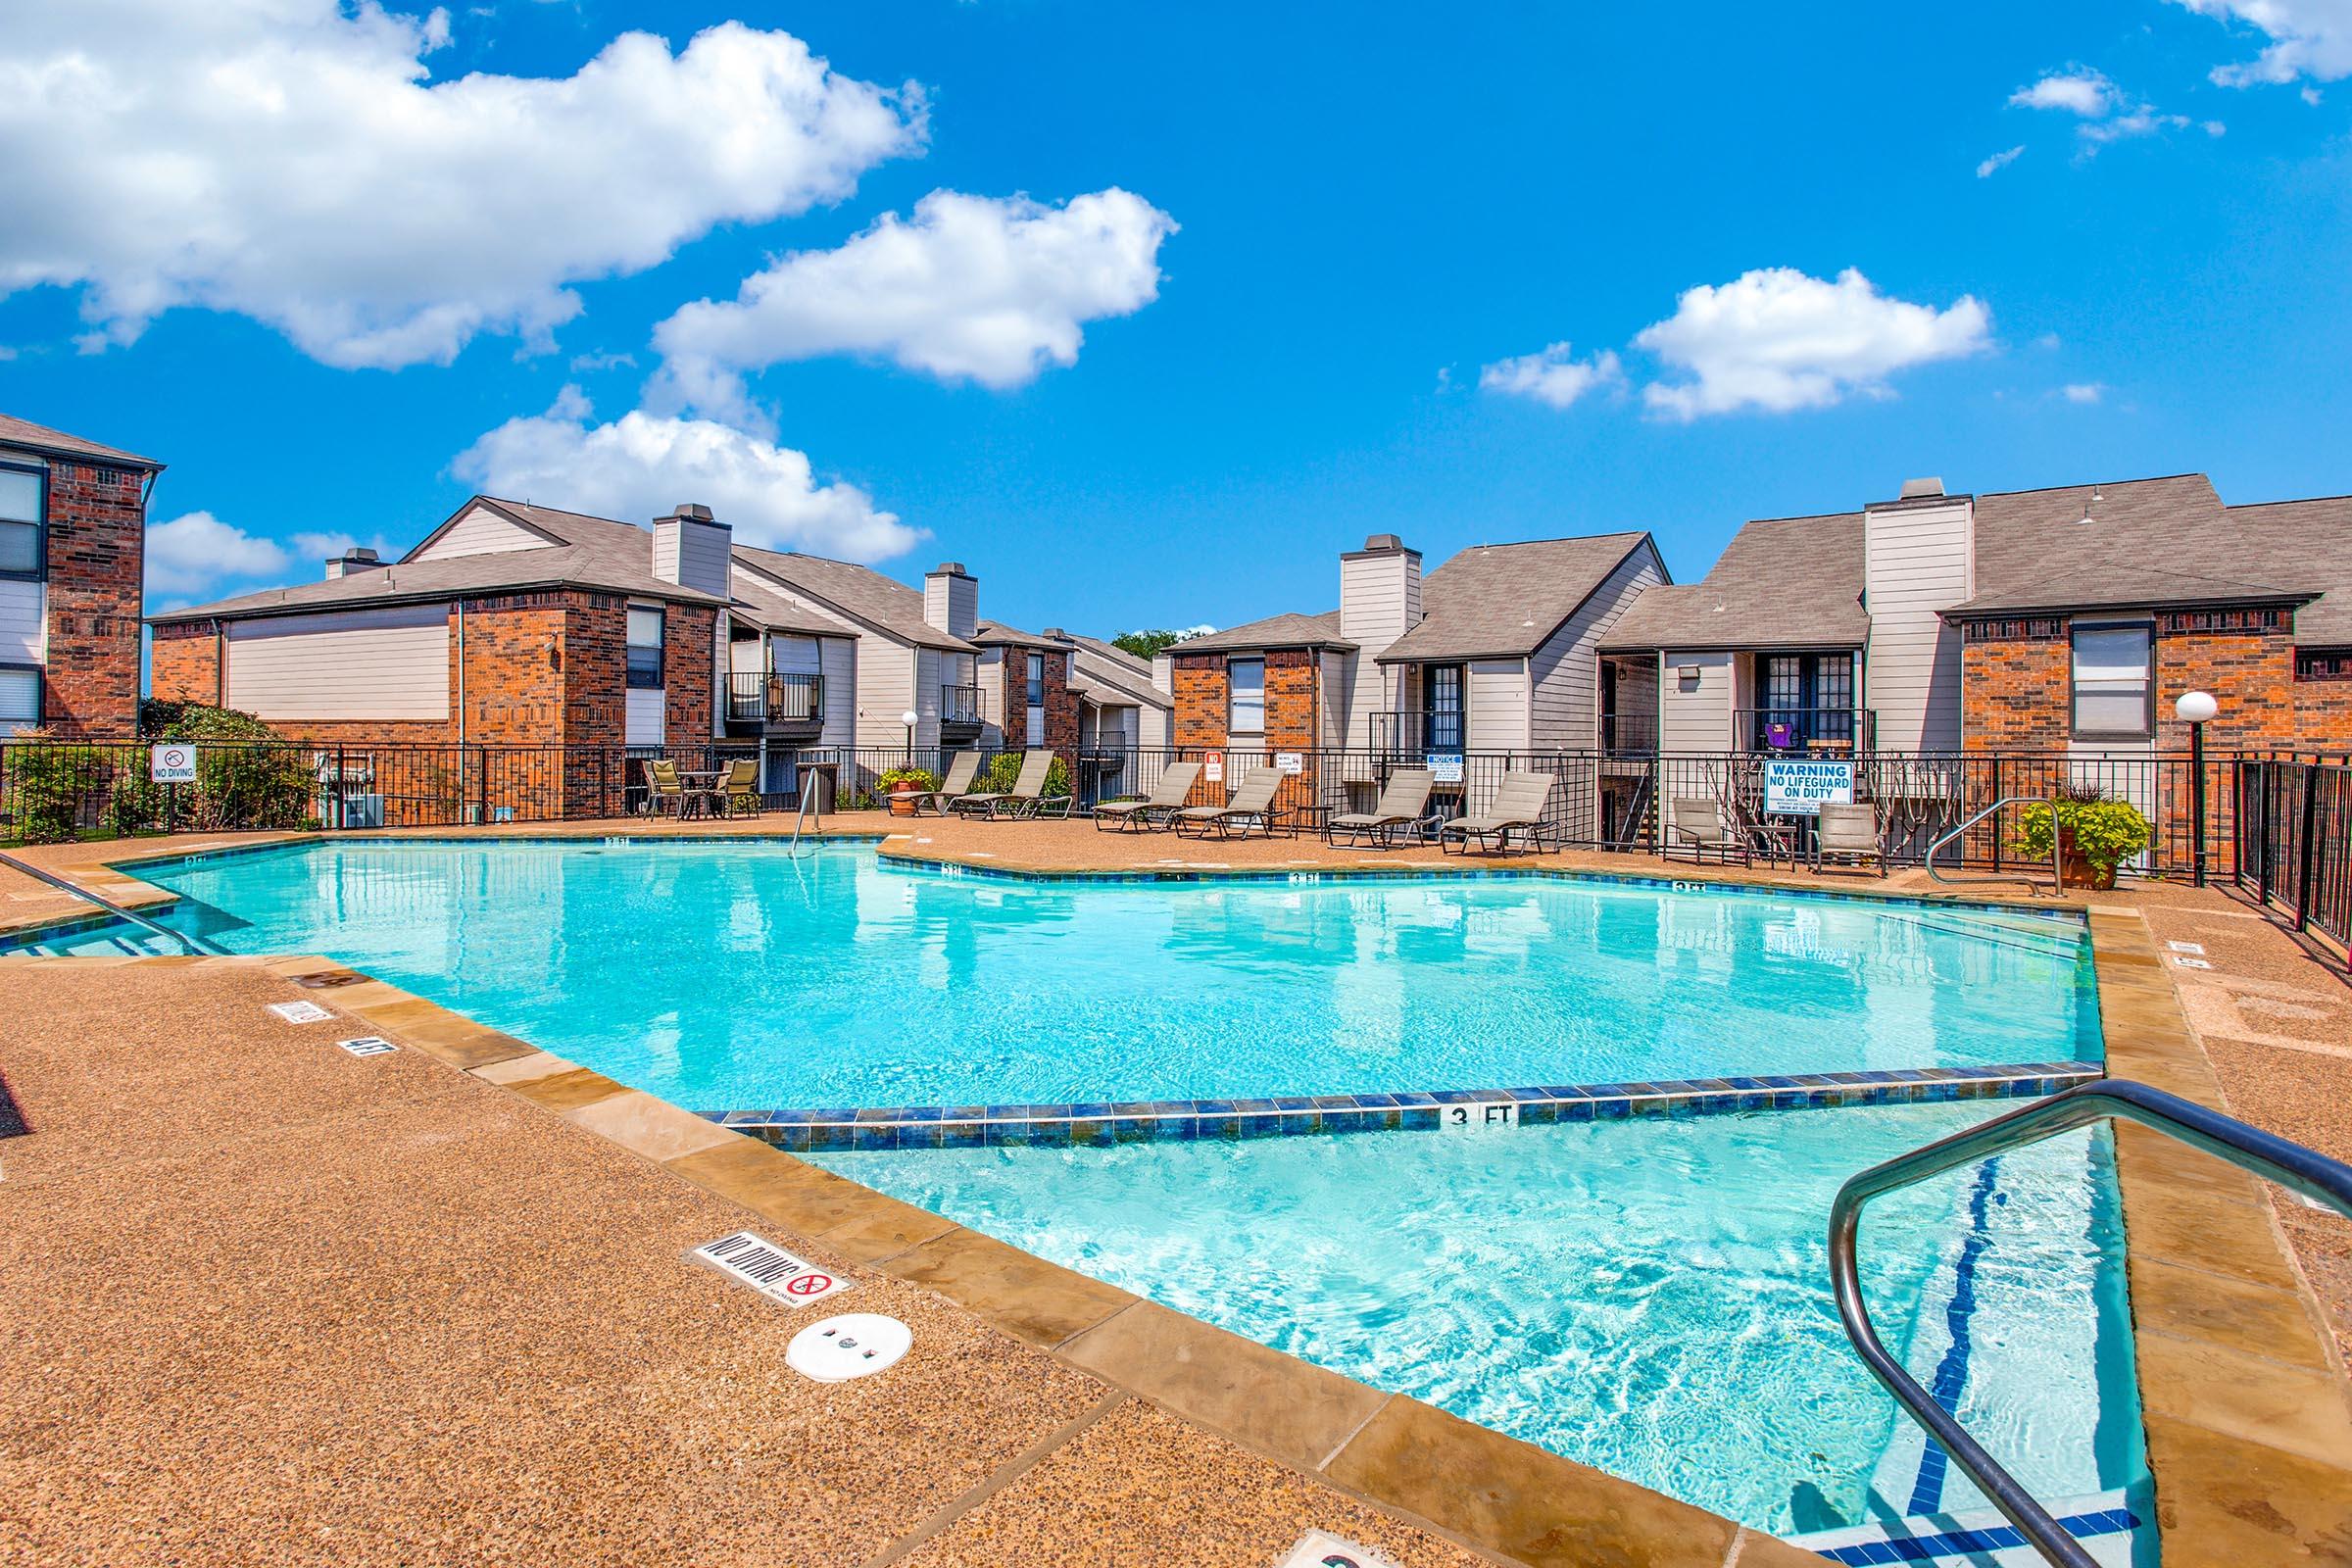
[1959,619,2071,750]
[662,603,716,743]
[41,460,147,738]
[462,596,568,745]
[1042,647,1079,761]
[1172,654,1228,747]
[150,619,221,707]
[2154,610,2300,752]
[1264,649,1317,749]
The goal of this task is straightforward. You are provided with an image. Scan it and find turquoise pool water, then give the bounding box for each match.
[11,839,2101,1109]
[816,1103,2145,1539]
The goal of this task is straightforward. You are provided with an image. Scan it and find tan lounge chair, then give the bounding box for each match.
[1094,760,1202,833]
[1171,768,1283,839]
[1439,770,1555,857]
[951,750,1072,819]
[1664,795,1751,865]
[1810,800,1887,877]
[1324,767,1435,849]
[711,758,761,817]
[906,751,983,815]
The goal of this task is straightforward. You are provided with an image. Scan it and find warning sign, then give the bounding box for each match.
[692,1232,853,1308]
[1273,752,1304,775]
[1275,1531,1398,1568]
[1763,759,1853,817]
[1203,750,1224,784]
[150,743,197,784]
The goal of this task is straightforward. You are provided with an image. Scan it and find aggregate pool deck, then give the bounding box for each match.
[6,816,2352,1564]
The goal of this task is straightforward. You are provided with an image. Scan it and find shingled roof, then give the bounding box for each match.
[0,411,161,470]
[730,545,976,653]
[2226,495,2352,645]
[1375,533,1655,662]
[149,496,726,624]
[1174,610,1355,654]
[1598,512,1867,652]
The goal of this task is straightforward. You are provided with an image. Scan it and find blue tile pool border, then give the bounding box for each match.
[709,1060,2103,1152]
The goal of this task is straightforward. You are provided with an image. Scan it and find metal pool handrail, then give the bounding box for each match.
[1925,795,2060,895]
[1829,1078,2352,1568]
[0,848,221,957]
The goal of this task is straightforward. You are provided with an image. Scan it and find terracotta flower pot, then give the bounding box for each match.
[887,780,921,816]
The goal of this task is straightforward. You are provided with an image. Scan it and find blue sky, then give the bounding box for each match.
[3,0,2348,637]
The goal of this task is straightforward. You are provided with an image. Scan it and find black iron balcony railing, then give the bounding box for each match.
[1599,712,1659,756]
[1737,707,1875,754]
[1370,709,1467,755]
[940,683,983,727]
[726,671,823,726]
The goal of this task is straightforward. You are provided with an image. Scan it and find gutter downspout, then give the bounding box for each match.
[455,600,466,745]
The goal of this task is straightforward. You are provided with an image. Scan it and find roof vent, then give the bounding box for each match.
[1362,533,1404,552]
[1043,626,1065,640]
[324,546,381,581]
[1897,477,1945,501]
[930,562,967,577]
[673,503,714,521]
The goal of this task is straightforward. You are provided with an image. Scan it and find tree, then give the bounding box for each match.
[1111,628,1200,660]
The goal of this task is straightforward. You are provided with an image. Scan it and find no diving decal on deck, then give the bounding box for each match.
[1275,1531,1397,1568]
[266,1000,333,1024]
[690,1232,853,1308]
[1439,1100,1518,1132]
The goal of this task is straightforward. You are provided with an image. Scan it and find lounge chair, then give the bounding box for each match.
[906,751,983,816]
[1810,800,1887,877]
[950,750,1072,819]
[642,758,688,818]
[711,758,762,818]
[1324,767,1435,849]
[1663,795,1750,865]
[1094,761,1202,833]
[1171,768,1282,839]
[1438,770,1555,857]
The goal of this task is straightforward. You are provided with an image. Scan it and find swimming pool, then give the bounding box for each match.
[816,1102,2147,1543]
[11,838,2101,1110]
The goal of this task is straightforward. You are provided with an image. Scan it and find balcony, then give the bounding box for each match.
[725,671,824,736]
[939,682,984,739]
[1736,707,1875,755]
[1370,710,1466,756]
[1599,712,1658,757]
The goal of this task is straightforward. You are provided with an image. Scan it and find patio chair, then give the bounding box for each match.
[906,751,983,815]
[1810,801,1887,878]
[1323,767,1436,849]
[951,751,1071,819]
[1438,770,1555,857]
[1093,761,1201,833]
[1663,795,1750,865]
[1171,768,1283,839]
[712,759,762,818]
[642,759,689,818]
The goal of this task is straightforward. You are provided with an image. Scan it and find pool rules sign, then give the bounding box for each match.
[150,743,197,784]
[1763,759,1852,817]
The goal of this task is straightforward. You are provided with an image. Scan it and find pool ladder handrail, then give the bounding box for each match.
[0,847,221,956]
[1829,1078,2352,1568]
[786,784,819,851]
[1924,795,2060,896]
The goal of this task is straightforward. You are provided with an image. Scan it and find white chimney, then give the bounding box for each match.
[924,562,978,640]
[1863,479,1975,750]
[1339,532,1422,656]
[324,546,380,581]
[1151,651,1175,694]
[651,503,731,598]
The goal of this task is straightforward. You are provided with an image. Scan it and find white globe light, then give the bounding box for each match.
[901,709,920,727]
[2175,691,2218,723]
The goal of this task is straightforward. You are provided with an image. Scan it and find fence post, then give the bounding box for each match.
[1646,758,1660,856]
[1989,757,2002,872]
[2296,761,2321,931]
[2189,725,2207,887]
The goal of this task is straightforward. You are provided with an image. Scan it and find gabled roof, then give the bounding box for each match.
[1375,532,1655,663]
[1174,610,1355,654]
[728,574,853,638]
[973,618,1072,649]
[1061,632,1158,681]
[149,495,727,624]
[731,544,976,653]
[0,411,162,471]
[1599,512,1867,652]
[2225,495,2352,645]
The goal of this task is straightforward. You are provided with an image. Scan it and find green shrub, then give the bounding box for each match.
[976,751,1070,800]
[142,704,316,832]
[877,765,942,794]
[2013,796,2152,874]
[2,734,129,844]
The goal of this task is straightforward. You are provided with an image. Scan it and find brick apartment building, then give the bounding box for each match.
[2,412,159,739]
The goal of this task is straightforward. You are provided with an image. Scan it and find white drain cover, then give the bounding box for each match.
[787,1313,911,1382]
[1275,1531,1396,1568]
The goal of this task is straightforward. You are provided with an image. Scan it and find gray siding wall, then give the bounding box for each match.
[1339,550,1421,654]
[1658,650,1736,752]
[1529,548,1666,749]
[416,504,552,561]
[923,574,978,640]
[225,604,449,721]
[1465,659,1529,751]
[0,578,42,663]
[1862,497,1972,751]
[654,517,731,597]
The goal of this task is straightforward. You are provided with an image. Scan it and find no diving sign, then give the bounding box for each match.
[150,743,197,784]
[691,1231,852,1308]
[1275,1531,1397,1568]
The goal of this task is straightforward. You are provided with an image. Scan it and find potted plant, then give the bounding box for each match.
[2013,787,2152,891]
[876,765,940,817]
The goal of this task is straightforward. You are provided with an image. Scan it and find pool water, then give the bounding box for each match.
[17,839,2101,1109]
[816,1102,2146,1539]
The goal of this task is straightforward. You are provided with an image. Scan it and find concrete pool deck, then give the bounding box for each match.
[5,817,2352,1563]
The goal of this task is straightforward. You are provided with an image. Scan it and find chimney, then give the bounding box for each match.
[1339,531,1422,655]
[1042,626,1066,641]
[1896,476,1945,501]
[1863,476,1975,751]
[324,546,380,581]
[1152,651,1175,694]
[924,562,978,640]
[651,503,731,598]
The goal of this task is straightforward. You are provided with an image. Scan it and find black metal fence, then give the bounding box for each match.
[2231,755,2352,954]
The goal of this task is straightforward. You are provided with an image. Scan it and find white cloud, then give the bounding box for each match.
[568,351,637,372]
[2011,69,2120,116]
[145,511,290,596]
[2170,0,2352,85]
[0,3,924,368]
[652,188,1176,412]
[2081,107,2196,143]
[1977,145,2028,177]
[1634,268,1991,419]
[1476,343,1626,409]
[452,388,920,562]
[2062,382,2105,403]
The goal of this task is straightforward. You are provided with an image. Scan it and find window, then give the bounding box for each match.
[1229,657,1266,733]
[0,464,43,579]
[626,606,665,689]
[0,665,39,736]
[2072,623,2153,738]
[1025,652,1045,710]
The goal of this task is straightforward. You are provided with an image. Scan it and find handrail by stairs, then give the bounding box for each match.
[1829,1079,2352,1568]
[1925,795,2060,896]
[0,848,220,956]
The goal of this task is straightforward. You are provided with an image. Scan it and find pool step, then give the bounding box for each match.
[1787,1487,2149,1565]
